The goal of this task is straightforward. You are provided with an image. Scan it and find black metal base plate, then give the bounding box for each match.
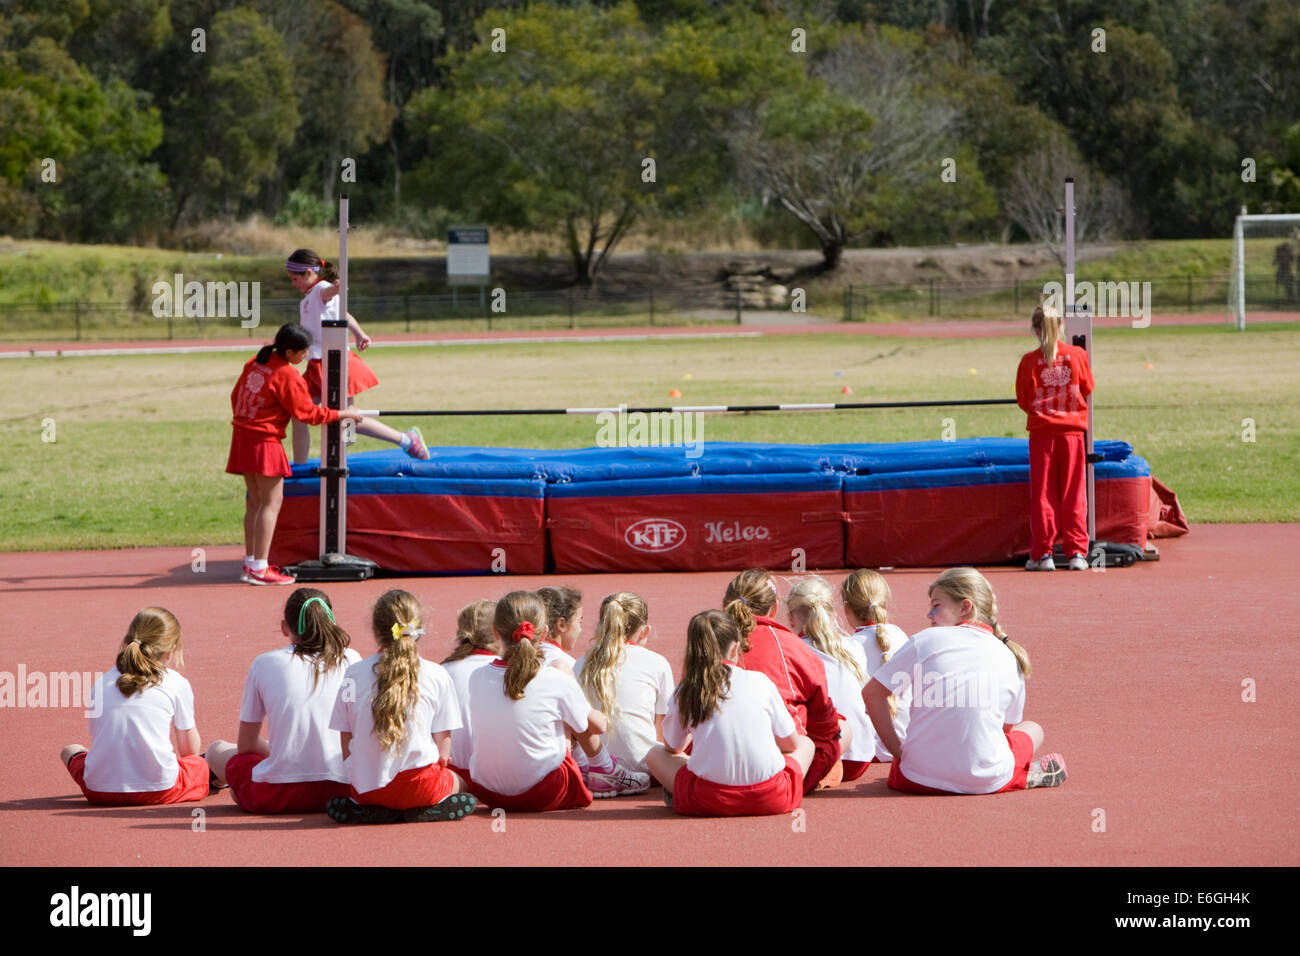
[284,553,379,582]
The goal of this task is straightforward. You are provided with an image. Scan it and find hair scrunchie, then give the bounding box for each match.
[298,596,335,635]
[512,621,535,642]
[390,621,425,641]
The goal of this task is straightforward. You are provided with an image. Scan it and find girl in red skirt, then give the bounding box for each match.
[204,588,359,813]
[285,248,429,464]
[646,610,814,817]
[1015,302,1095,571]
[227,322,364,586]
[326,589,476,823]
[60,608,211,806]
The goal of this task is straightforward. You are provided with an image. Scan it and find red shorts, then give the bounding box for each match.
[352,762,455,811]
[841,759,874,782]
[226,431,291,477]
[887,731,1035,795]
[67,752,210,806]
[304,353,379,400]
[467,753,592,813]
[224,753,351,814]
[672,755,803,817]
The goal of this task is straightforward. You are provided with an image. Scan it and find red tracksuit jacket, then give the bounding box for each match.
[231,353,338,441]
[1015,343,1094,434]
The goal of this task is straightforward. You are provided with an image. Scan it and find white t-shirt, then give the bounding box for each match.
[663,665,794,787]
[329,654,461,794]
[853,623,912,760]
[574,644,674,773]
[239,645,361,783]
[442,651,497,770]
[871,624,1026,794]
[800,637,875,763]
[539,640,576,673]
[83,668,196,793]
[467,662,591,795]
[298,280,337,361]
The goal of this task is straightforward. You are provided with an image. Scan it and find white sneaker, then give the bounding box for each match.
[586,758,651,798]
[1025,555,1056,571]
[1068,554,1089,571]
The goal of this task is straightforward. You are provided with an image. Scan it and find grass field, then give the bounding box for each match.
[1,322,1297,552]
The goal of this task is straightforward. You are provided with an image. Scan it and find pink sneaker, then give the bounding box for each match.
[1027,752,1067,788]
[586,757,651,799]
[404,428,430,460]
[244,565,296,586]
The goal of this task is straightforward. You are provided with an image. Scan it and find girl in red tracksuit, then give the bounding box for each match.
[1015,303,1095,572]
[723,569,843,792]
[226,323,364,586]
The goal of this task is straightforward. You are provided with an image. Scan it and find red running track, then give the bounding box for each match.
[1,524,1296,867]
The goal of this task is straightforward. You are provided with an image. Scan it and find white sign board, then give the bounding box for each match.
[447,226,489,285]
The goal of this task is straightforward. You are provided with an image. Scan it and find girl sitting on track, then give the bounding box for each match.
[326,589,475,824]
[864,567,1066,794]
[440,599,498,782]
[1015,301,1095,571]
[227,322,364,586]
[60,608,210,806]
[786,576,875,783]
[536,585,582,673]
[285,247,429,465]
[646,610,814,817]
[841,568,910,765]
[204,588,359,813]
[723,569,843,792]
[464,591,633,810]
[575,592,675,777]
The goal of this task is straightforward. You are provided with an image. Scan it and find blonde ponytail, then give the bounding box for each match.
[1032,302,1063,365]
[789,576,866,685]
[723,569,776,653]
[115,608,182,697]
[370,590,425,752]
[578,592,647,724]
[930,567,1032,677]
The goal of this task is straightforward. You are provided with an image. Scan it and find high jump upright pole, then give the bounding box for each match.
[1062,177,1098,546]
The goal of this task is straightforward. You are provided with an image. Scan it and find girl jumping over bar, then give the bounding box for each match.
[285,248,429,464]
[227,323,364,586]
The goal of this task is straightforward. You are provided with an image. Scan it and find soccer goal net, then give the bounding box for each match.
[1229,212,1300,329]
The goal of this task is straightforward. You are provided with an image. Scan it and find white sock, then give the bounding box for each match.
[588,746,614,773]
[574,748,590,770]
[244,555,254,567]
[398,433,412,450]
[250,559,268,572]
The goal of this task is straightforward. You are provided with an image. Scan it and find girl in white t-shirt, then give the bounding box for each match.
[576,592,674,782]
[865,567,1066,795]
[327,589,475,824]
[61,608,211,805]
[440,599,498,781]
[536,585,582,673]
[284,248,428,464]
[464,591,609,811]
[786,576,874,783]
[646,610,814,817]
[841,568,911,768]
[205,588,360,813]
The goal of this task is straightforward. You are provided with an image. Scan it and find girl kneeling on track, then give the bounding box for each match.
[205,589,359,813]
[464,591,617,811]
[227,322,364,586]
[864,567,1066,795]
[646,610,813,817]
[61,608,210,806]
[786,576,875,783]
[327,589,475,824]
[841,568,910,767]
[724,569,843,791]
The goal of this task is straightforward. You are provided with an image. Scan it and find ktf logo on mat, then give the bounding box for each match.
[625,519,686,552]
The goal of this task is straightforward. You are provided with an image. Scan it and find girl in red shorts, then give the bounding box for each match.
[227,323,364,586]
[646,610,814,817]
[284,248,428,465]
[864,567,1066,794]
[326,589,475,823]
[204,588,359,813]
[60,608,211,806]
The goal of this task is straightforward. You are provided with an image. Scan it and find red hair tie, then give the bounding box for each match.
[512,621,535,642]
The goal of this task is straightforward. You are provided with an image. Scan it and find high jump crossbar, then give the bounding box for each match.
[354,399,1018,417]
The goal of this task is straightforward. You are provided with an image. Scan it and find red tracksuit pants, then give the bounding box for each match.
[1028,431,1088,559]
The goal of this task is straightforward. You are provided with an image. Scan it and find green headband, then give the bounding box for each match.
[298,596,335,634]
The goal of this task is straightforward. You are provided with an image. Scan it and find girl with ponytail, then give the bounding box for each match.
[722,569,843,793]
[441,599,498,780]
[463,591,614,811]
[204,588,361,814]
[227,321,365,586]
[575,592,674,777]
[326,590,475,824]
[841,568,911,766]
[786,576,876,783]
[61,608,211,806]
[1015,300,1095,571]
[284,248,429,465]
[645,610,813,817]
[865,567,1067,795]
